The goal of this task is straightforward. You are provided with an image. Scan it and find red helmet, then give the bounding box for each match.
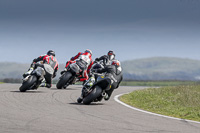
[111,60,120,66]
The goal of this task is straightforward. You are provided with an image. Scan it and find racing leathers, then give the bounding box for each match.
[94,63,123,100]
[95,50,115,66]
[95,53,115,66]
[95,55,110,66]
[27,54,58,88]
[65,52,94,82]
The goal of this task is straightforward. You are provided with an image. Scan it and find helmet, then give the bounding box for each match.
[47,50,55,56]
[111,60,120,67]
[85,49,92,56]
[107,50,115,60]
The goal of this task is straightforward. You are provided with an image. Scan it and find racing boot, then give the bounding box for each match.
[77,87,87,103]
[77,95,83,103]
[40,82,51,88]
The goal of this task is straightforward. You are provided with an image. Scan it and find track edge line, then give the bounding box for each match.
[114,93,200,124]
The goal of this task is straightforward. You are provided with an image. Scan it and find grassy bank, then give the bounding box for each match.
[121,80,197,86]
[120,85,200,122]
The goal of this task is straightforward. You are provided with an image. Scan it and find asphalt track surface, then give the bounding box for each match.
[0,84,199,133]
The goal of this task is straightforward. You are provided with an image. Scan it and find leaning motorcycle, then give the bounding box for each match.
[79,73,112,105]
[56,62,82,89]
[19,66,45,92]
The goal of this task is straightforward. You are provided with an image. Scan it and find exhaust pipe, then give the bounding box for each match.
[102,92,106,97]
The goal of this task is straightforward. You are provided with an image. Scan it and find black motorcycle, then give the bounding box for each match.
[56,62,82,89]
[79,73,112,105]
[19,66,45,92]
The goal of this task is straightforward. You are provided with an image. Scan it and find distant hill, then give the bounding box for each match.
[121,57,200,80]
[0,62,29,79]
[0,62,65,80]
[1,57,200,81]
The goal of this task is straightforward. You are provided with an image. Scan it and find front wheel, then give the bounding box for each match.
[83,85,102,105]
[56,72,72,89]
[19,75,37,92]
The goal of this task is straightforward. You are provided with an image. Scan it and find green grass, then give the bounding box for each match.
[121,80,197,86]
[120,84,200,122]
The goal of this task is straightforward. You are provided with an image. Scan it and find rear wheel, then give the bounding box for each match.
[56,72,72,89]
[19,75,37,92]
[83,85,102,105]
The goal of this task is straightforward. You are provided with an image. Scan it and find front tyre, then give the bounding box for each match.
[56,72,72,89]
[19,75,37,92]
[77,97,83,103]
[83,85,102,105]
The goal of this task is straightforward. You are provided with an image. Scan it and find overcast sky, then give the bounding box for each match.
[0,0,200,64]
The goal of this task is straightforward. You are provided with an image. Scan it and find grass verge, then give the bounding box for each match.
[120,80,197,86]
[120,84,200,122]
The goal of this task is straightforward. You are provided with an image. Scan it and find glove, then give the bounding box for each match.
[33,58,37,63]
[95,58,99,62]
[60,71,65,75]
[60,68,68,75]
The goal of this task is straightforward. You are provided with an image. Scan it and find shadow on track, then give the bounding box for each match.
[49,87,80,90]
[10,91,46,93]
[69,102,105,106]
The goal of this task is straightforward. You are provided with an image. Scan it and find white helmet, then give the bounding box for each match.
[108,50,115,60]
[85,49,92,56]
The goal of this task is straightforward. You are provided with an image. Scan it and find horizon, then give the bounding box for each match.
[1,56,200,64]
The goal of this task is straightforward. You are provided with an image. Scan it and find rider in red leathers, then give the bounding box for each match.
[23,50,59,88]
[62,49,94,82]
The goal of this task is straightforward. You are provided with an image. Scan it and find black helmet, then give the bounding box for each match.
[47,50,55,56]
[107,50,115,60]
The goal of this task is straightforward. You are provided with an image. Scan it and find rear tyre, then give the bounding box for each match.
[83,86,102,105]
[19,75,37,92]
[56,72,72,89]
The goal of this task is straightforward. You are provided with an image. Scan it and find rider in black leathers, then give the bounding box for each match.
[95,50,116,65]
[93,59,123,100]
[77,59,123,103]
